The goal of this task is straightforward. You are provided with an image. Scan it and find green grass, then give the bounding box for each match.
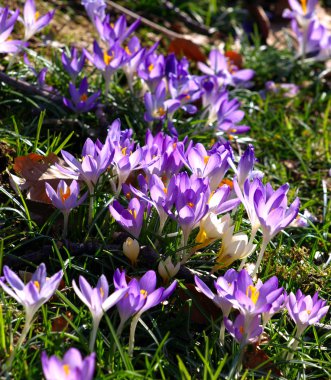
[0,0,330,379]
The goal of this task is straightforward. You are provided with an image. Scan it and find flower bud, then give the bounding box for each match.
[123,237,140,265]
[158,256,180,283]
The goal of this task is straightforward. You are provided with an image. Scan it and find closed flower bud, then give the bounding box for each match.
[158,256,180,283]
[123,237,140,265]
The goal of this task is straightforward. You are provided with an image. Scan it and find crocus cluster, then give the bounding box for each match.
[195,268,328,355]
[283,0,331,60]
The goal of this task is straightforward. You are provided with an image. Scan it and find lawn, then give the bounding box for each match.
[0,0,330,379]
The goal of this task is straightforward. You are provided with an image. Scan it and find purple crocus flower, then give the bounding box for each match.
[22,0,55,40]
[45,179,87,237]
[0,263,63,347]
[216,92,250,134]
[264,81,300,98]
[63,77,100,113]
[144,80,180,122]
[166,173,210,254]
[59,137,114,194]
[122,36,145,90]
[72,274,128,350]
[253,181,300,243]
[285,289,329,359]
[45,180,87,213]
[283,0,317,28]
[82,0,106,26]
[184,142,230,191]
[224,313,263,346]
[84,41,124,94]
[287,290,329,337]
[0,8,23,54]
[23,53,53,91]
[41,348,95,380]
[198,49,255,87]
[109,197,145,239]
[113,269,177,355]
[138,52,165,92]
[62,47,86,82]
[95,14,140,45]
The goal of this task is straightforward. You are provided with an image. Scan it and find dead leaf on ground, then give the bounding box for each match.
[168,38,207,62]
[9,152,78,204]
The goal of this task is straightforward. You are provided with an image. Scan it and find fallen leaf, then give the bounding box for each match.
[168,38,206,62]
[51,311,73,332]
[225,51,243,69]
[244,343,283,377]
[9,152,78,203]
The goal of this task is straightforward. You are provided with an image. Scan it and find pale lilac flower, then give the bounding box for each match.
[138,52,165,92]
[113,269,177,355]
[41,348,95,380]
[198,49,255,87]
[265,81,300,98]
[224,313,263,346]
[82,0,106,25]
[283,0,317,28]
[72,274,128,350]
[109,197,145,239]
[45,180,87,213]
[0,8,23,54]
[0,263,63,331]
[286,290,329,336]
[23,0,54,40]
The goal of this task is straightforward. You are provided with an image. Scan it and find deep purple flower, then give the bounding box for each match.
[62,48,86,82]
[23,0,54,40]
[24,53,53,91]
[63,77,100,113]
[0,263,63,323]
[41,348,95,380]
[109,197,145,239]
[0,8,23,54]
[224,313,263,345]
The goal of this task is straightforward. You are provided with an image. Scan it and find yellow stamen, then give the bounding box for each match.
[140,289,148,298]
[80,93,88,102]
[104,51,113,65]
[125,192,131,199]
[307,309,311,315]
[163,187,168,194]
[60,187,71,203]
[154,107,166,118]
[148,63,154,72]
[34,281,40,291]
[35,11,40,21]
[100,287,104,298]
[187,202,194,208]
[204,156,210,165]
[125,46,132,55]
[196,229,207,244]
[129,209,137,219]
[246,285,259,304]
[301,0,307,14]
[63,364,70,375]
[121,147,127,155]
[219,178,233,189]
[239,325,244,334]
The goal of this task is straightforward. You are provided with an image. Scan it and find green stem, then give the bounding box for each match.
[286,328,303,361]
[88,188,94,225]
[89,316,101,352]
[128,314,140,356]
[5,312,33,370]
[62,212,69,239]
[251,238,269,278]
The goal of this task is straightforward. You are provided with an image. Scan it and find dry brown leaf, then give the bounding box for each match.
[168,38,207,63]
[9,152,78,203]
